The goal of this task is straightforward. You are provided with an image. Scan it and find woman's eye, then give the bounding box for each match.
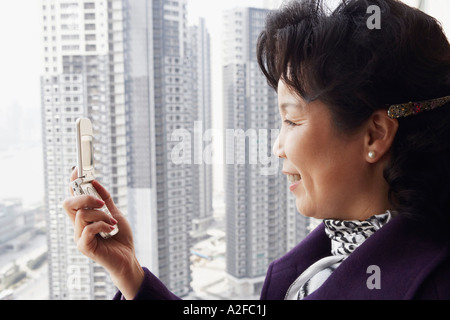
[284,119,297,126]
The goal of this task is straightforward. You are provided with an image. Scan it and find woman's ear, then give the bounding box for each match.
[364,110,399,163]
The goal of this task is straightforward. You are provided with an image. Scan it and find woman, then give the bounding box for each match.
[63,0,450,300]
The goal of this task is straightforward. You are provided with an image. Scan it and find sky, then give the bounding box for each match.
[0,0,43,206]
[0,0,42,115]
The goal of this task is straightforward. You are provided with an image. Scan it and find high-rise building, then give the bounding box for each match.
[123,0,212,297]
[41,0,212,299]
[187,18,214,242]
[222,6,310,297]
[40,0,128,299]
[125,0,195,298]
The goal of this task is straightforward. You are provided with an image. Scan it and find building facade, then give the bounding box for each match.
[187,18,214,242]
[41,0,211,299]
[124,0,193,297]
[40,0,128,299]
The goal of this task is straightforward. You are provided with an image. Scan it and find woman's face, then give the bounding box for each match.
[274,80,376,220]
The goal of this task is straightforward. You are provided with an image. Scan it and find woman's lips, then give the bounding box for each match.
[284,172,302,191]
[289,180,302,191]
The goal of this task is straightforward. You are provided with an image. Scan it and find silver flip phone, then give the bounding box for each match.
[70,118,119,239]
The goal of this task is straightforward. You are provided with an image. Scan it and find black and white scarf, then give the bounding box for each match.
[285,211,394,300]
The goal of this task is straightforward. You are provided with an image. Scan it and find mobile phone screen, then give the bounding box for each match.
[81,135,94,172]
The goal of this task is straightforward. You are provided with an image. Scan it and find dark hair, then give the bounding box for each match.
[257,0,450,232]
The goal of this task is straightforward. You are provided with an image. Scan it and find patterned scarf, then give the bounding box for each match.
[325,212,392,256]
[285,211,394,300]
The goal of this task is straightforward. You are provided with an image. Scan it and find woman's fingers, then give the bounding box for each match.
[63,177,126,254]
[65,172,119,219]
[68,167,79,196]
[65,194,105,213]
[76,221,116,256]
[63,194,105,223]
[92,180,120,217]
[74,208,118,242]
[62,192,118,242]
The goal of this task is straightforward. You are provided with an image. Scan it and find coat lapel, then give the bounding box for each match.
[304,215,449,300]
[260,223,330,300]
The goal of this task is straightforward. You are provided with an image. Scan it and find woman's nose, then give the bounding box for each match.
[272,134,286,159]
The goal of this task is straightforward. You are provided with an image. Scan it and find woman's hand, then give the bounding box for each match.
[63,168,144,300]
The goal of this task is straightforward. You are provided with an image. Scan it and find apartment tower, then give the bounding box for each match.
[41,0,211,299]
[187,18,214,241]
[41,0,127,299]
[123,0,212,297]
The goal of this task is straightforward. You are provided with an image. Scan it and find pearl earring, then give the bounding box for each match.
[368,151,376,159]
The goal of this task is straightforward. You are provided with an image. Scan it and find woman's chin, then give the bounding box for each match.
[295,198,315,219]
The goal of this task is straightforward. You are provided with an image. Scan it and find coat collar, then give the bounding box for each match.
[263,214,449,300]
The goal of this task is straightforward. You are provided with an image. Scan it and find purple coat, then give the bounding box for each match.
[115,214,450,300]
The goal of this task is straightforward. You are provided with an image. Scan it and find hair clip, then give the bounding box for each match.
[387,95,450,119]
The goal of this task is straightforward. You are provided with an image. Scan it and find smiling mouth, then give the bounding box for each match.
[285,173,302,191]
[286,174,301,183]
